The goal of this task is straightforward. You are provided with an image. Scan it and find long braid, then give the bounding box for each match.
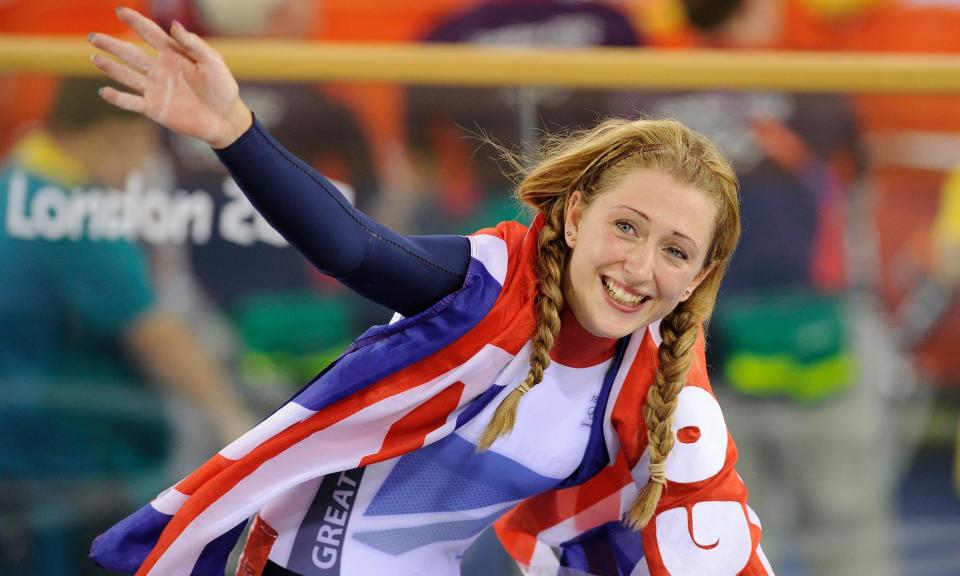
[477,207,567,451]
[624,303,702,529]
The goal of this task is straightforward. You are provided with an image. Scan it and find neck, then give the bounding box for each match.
[550,306,618,368]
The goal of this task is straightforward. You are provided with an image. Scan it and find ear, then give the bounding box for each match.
[564,190,584,248]
[681,261,716,302]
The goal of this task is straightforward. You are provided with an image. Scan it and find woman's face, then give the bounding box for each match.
[562,167,717,339]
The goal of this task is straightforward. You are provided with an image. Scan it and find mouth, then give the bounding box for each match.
[601,276,651,311]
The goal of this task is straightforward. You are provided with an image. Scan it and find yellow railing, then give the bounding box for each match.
[2,35,960,93]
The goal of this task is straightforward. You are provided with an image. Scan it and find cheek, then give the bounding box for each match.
[566,249,596,298]
[569,245,617,295]
[582,231,629,268]
[658,268,698,299]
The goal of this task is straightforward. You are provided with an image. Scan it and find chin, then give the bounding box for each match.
[575,297,651,341]
[583,312,643,340]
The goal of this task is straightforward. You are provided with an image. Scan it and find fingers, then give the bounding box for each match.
[91,52,146,93]
[89,32,153,73]
[99,86,147,115]
[170,20,221,64]
[115,6,177,52]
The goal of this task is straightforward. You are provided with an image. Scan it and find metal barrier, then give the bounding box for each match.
[2,35,960,92]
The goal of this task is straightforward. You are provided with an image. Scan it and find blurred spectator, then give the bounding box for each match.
[0,1,152,158]
[405,0,643,237]
[152,0,382,403]
[618,1,916,574]
[941,174,960,496]
[690,0,960,525]
[681,0,960,390]
[839,6,960,390]
[813,0,960,517]
[0,78,252,575]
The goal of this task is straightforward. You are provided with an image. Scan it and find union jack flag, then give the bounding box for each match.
[91,218,771,575]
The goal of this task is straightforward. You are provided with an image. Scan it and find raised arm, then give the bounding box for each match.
[215,118,470,315]
[89,8,469,316]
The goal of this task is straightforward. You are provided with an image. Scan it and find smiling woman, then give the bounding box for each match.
[85,8,768,576]
[482,117,742,528]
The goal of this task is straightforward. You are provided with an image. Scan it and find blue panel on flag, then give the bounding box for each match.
[89,503,172,573]
[190,521,247,576]
[365,433,558,516]
[559,520,647,576]
[352,507,509,556]
[454,383,504,428]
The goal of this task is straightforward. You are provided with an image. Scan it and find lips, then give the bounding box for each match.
[601,275,651,310]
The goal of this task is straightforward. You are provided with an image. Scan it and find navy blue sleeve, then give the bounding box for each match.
[215,119,470,317]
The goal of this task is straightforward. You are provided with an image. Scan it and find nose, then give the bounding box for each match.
[623,242,655,286]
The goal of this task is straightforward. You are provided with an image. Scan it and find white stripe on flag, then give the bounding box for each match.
[535,487,623,547]
[152,487,189,516]
[524,540,561,575]
[262,476,325,567]
[649,320,662,347]
[630,557,652,576]
[469,233,509,286]
[757,545,775,575]
[220,402,316,460]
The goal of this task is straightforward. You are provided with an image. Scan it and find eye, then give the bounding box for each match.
[665,246,689,260]
[614,220,636,235]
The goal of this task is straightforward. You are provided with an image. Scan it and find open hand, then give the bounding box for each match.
[89,7,252,149]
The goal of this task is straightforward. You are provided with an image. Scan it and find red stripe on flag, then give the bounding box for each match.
[610,333,658,466]
[494,454,634,564]
[493,521,538,567]
[359,381,464,466]
[175,454,232,496]
[495,452,633,548]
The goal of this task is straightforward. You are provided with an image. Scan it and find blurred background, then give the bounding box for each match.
[1,0,958,574]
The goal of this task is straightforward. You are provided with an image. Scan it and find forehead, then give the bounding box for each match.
[591,168,716,243]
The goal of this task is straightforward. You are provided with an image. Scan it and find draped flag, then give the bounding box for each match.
[91,217,771,575]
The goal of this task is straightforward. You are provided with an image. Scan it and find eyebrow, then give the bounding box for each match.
[613,204,701,250]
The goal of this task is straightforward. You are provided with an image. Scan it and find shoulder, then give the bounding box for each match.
[470,219,529,243]
[466,220,531,286]
[469,220,533,261]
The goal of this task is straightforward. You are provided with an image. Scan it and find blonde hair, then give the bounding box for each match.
[476,118,740,530]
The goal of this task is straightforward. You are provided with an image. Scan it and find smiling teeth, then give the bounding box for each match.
[603,277,644,307]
